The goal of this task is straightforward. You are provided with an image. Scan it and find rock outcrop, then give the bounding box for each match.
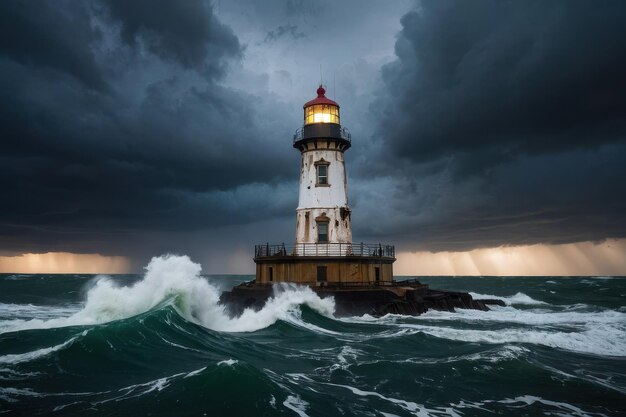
[220,280,504,317]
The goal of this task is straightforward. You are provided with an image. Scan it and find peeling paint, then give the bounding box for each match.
[296,139,352,244]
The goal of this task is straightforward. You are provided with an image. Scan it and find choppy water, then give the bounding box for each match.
[0,255,624,416]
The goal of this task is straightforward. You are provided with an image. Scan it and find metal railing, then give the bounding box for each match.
[293,126,352,143]
[255,242,395,258]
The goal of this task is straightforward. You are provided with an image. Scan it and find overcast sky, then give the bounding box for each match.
[1,0,625,273]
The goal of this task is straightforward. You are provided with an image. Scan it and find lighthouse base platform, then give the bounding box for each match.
[219,280,505,317]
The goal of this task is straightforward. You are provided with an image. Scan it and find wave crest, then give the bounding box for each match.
[0,255,335,334]
[470,291,546,305]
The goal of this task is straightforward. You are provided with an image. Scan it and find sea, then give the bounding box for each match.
[0,255,624,416]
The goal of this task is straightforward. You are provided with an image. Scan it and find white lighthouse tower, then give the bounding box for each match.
[294,85,352,247]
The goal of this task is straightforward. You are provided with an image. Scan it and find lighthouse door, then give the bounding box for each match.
[317,266,327,283]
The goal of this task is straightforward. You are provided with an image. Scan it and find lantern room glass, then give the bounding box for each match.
[304,104,340,125]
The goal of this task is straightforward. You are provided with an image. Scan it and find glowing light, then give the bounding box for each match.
[0,252,132,274]
[304,104,339,125]
[314,113,331,123]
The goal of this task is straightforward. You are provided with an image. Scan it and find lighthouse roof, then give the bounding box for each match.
[303,85,339,108]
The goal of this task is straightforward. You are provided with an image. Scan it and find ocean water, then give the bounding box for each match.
[0,255,624,416]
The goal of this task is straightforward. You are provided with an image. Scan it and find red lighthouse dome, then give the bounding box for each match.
[303,85,340,125]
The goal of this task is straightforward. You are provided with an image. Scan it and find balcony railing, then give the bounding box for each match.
[255,243,395,258]
[293,126,352,143]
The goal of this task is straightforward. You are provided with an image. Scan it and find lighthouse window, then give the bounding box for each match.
[317,164,328,185]
[317,222,329,243]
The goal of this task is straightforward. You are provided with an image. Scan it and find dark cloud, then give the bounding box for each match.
[380,0,626,167]
[103,0,241,74]
[261,24,306,44]
[0,1,108,91]
[0,0,295,261]
[370,0,626,250]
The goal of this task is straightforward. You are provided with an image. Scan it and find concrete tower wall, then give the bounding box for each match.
[295,140,351,244]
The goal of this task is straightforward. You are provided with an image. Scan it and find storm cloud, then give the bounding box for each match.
[0,0,295,260]
[365,0,626,250]
[0,0,625,270]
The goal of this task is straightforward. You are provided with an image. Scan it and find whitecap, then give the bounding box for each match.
[0,255,336,334]
[0,335,79,364]
[0,302,81,321]
[0,387,38,403]
[326,382,462,417]
[413,306,625,327]
[183,367,207,378]
[469,292,547,305]
[498,395,603,417]
[283,395,310,417]
[397,322,626,356]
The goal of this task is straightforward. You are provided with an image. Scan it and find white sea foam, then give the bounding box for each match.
[454,345,530,364]
[217,359,238,367]
[0,303,81,320]
[343,305,626,357]
[93,373,185,405]
[0,255,335,334]
[469,292,547,305]
[448,395,604,416]
[414,306,626,327]
[184,367,207,378]
[0,387,38,403]
[327,382,462,417]
[0,336,79,364]
[497,395,603,417]
[395,323,626,357]
[283,395,310,417]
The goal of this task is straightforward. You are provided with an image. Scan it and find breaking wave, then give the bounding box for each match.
[0,255,334,334]
[343,304,626,357]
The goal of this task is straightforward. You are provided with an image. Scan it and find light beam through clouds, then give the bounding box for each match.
[395,239,626,276]
[0,253,131,274]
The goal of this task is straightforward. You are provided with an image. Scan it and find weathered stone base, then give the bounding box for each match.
[219,280,505,318]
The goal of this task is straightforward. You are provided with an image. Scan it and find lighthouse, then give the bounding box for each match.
[254,85,395,285]
[294,85,352,248]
